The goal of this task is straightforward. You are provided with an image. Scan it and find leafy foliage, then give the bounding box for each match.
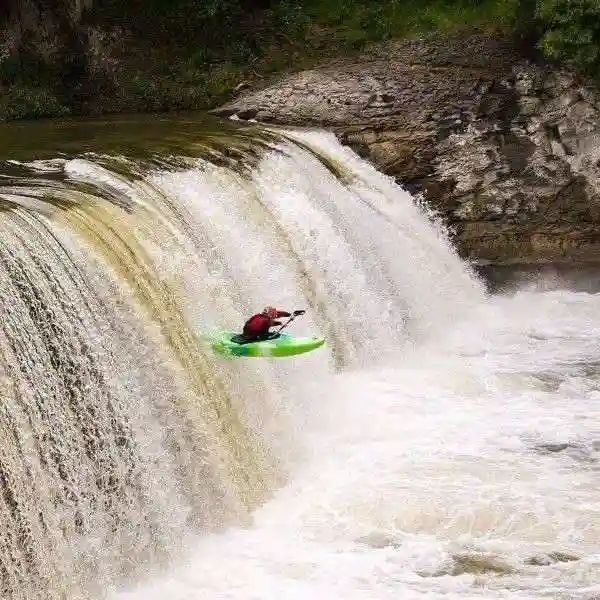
[535,0,600,73]
[0,85,69,120]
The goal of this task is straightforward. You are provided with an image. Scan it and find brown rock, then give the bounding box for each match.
[214,29,600,267]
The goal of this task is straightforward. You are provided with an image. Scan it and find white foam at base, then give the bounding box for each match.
[110,289,600,600]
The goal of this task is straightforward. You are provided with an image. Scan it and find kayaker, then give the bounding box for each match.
[239,306,292,343]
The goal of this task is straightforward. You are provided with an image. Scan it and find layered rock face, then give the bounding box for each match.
[215,32,600,267]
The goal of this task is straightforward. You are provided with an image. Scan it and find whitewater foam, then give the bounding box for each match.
[110,288,600,600]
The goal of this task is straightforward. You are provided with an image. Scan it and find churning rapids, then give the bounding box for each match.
[0,119,598,600]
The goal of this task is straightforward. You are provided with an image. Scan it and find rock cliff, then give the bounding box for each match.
[214,31,600,268]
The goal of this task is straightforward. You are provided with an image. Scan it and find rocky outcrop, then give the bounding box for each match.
[214,31,600,267]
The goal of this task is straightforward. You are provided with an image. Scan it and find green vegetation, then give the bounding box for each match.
[536,0,600,72]
[0,0,599,121]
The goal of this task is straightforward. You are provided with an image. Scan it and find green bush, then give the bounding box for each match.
[536,0,600,73]
[0,85,70,120]
[272,1,311,38]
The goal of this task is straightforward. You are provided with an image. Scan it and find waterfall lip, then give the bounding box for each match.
[6,158,69,174]
[0,114,285,173]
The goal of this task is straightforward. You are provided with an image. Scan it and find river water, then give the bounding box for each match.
[0,115,598,600]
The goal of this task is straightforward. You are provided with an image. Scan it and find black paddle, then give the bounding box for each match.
[272,309,306,336]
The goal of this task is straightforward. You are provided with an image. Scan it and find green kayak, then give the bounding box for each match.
[210,331,325,358]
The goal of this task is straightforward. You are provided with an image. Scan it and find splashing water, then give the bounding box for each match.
[0,122,598,600]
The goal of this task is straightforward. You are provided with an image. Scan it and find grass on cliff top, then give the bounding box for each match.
[227,0,522,84]
[304,0,520,43]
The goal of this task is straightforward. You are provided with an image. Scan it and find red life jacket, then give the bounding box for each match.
[242,313,271,337]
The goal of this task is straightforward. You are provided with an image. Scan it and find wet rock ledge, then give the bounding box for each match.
[214,31,600,268]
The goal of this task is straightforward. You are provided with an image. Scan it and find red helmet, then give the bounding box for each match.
[262,306,278,319]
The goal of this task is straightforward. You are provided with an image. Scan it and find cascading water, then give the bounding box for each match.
[1,119,598,600]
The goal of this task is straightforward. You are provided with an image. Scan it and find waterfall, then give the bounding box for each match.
[0,125,484,599]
